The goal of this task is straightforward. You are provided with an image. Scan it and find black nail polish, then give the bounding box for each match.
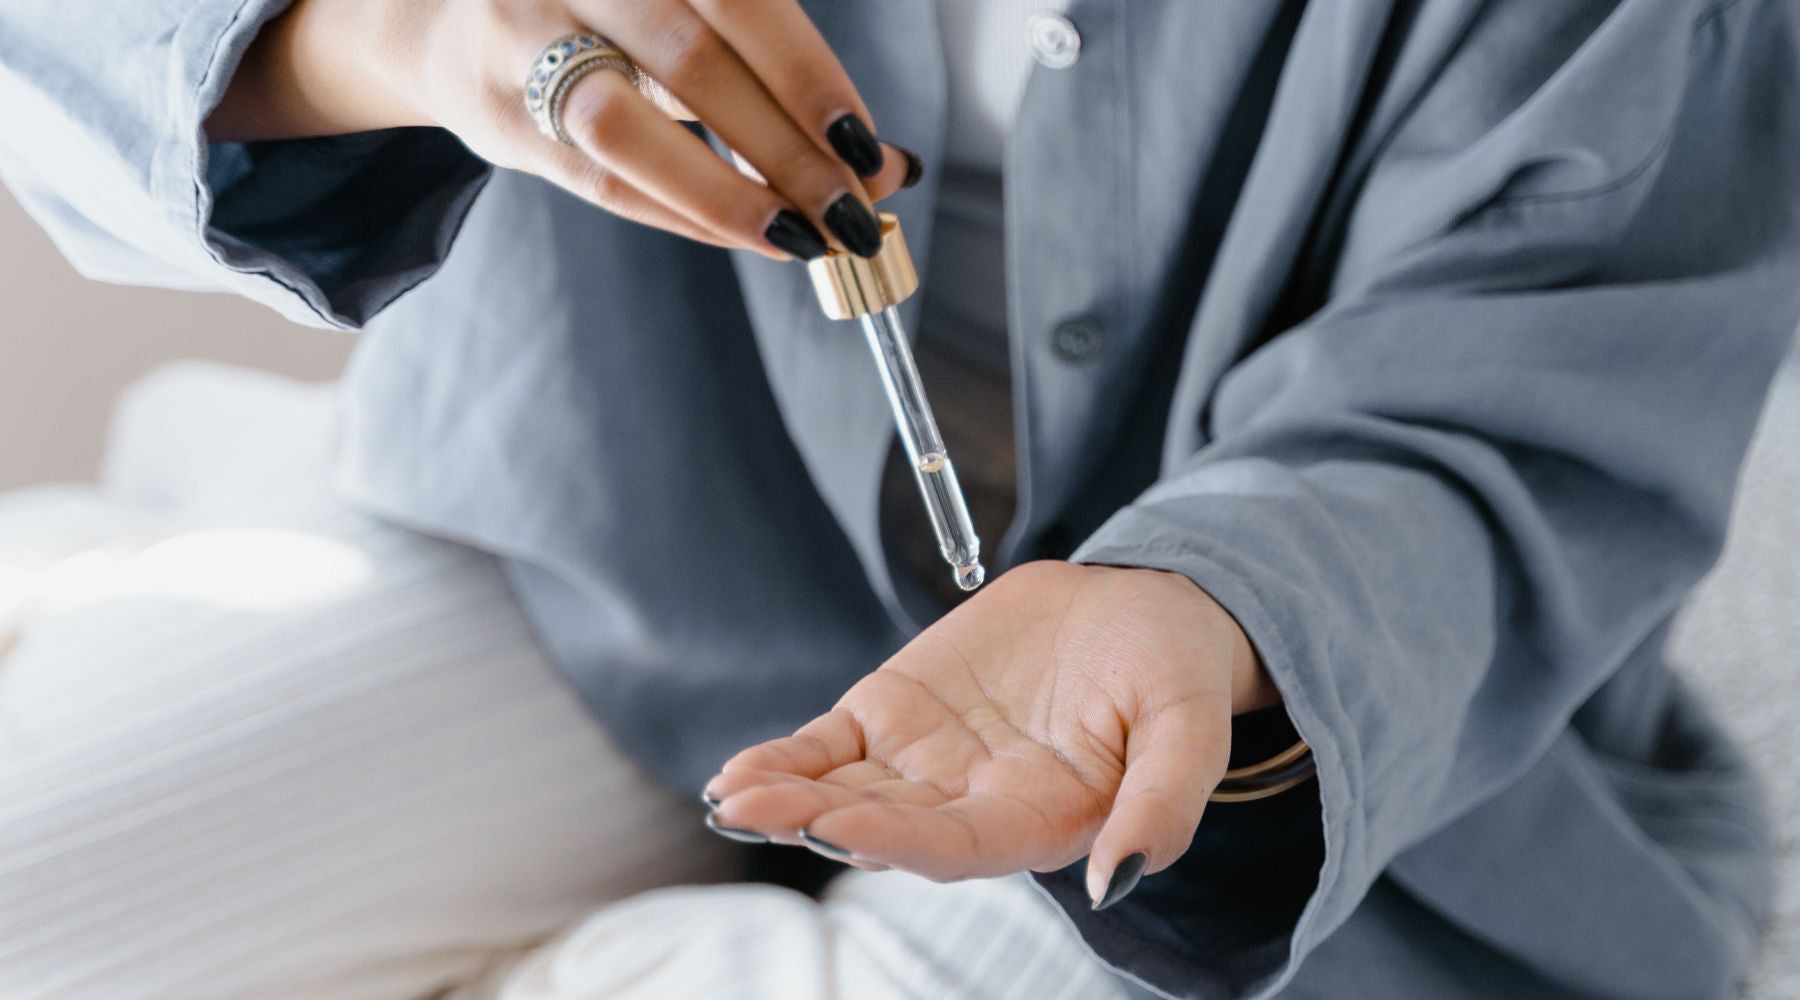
[1092,852,1148,911]
[826,114,885,176]
[798,828,853,860]
[764,210,829,260]
[705,811,769,844]
[897,146,924,190]
[823,195,882,258]
[701,788,723,809]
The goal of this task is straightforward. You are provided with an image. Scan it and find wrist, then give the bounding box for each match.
[208,0,426,142]
[1225,604,1279,715]
[1139,565,1278,715]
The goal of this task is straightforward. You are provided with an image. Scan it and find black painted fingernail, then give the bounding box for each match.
[798,828,853,860]
[701,787,723,809]
[824,195,882,258]
[893,145,924,189]
[764,210,829,260]
[1092,852,1147,911]
[705,811,769,844]
[827,114,884,176]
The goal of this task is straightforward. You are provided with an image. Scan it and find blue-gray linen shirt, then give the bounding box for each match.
[4,1,1798,997]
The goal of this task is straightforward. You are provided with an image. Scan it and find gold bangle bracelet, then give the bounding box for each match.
[1210,769,1316,803]
[1220,739,1310,781]
[1208,739,1315,804]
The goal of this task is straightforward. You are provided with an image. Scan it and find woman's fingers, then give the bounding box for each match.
[530,136,739,251]
[708,770,947,840]
[1083,695,1231,909]
[686,0,879,172]
[585,0,886,257]
[463,3,772,253]
[864,142,919,201]
[718,708,868,778]
[803,796,1088,882]
[557,67,827,259]
[433,0,917,257]
[732,140,917,204]
[706,771,1080,881]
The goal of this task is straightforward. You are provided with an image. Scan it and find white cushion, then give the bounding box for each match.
[1669,358,1800,999]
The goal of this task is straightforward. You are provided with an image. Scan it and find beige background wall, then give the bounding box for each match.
[0,185,352,491]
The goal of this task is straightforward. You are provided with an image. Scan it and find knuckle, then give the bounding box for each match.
[569,161,633,218]
[566,77,637,150]
[764,139,846,203]
[775,66,844,123]
[469,0,512,36]
[654,21,727,91]
[476,0,554,57]
[770,742,807,773]
[481,0,536,36]
[591,169,636,209]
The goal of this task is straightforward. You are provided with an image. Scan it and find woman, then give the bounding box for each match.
[0,0,1795,997]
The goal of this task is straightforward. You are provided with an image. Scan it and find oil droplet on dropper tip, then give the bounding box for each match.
[954,562,986,592]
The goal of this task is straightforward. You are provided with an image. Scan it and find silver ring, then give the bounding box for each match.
[524,33,636,145]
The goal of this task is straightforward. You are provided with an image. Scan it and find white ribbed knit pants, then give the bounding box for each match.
[0,364,1126,1000]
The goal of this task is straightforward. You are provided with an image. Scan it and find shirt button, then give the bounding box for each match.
[1050,318,1103,363]
[1028,12,1082,69]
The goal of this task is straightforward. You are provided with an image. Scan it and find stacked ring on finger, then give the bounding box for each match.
[525,33,695,145]
[525,33,636,145]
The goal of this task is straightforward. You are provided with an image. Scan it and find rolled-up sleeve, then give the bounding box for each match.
[1033,0,1800,996]
[0,0,488,328]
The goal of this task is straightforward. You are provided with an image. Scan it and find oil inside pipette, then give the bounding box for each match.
[912,450,986,591]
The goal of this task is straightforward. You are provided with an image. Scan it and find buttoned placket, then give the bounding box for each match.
[1000,1,1133,565]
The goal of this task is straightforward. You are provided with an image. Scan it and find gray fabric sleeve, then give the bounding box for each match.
[1034,1,1800,996]
[0,0,489,330]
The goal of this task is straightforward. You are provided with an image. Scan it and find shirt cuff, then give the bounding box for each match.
[1025,507,1346,999]
[165,0,491,328]
[204,129,491,327]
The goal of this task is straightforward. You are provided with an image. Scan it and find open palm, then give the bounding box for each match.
[704,560,1269,903]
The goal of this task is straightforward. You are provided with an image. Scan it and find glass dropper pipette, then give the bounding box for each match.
[808,215,986,592]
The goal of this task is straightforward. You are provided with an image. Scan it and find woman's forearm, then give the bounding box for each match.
[206,0,422,143]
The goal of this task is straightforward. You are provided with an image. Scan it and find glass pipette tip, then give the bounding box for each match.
[858,306,986,592]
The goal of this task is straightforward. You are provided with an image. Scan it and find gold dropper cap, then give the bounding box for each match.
[807,213,919,320]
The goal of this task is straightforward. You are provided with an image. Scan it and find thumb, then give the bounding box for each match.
[1084,694,1230,910]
